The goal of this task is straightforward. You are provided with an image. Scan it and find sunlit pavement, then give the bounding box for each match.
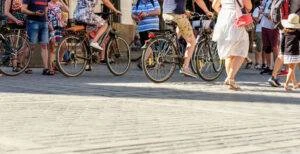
[0,64,299,154]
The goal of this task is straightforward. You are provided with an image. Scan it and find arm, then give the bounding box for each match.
[195,0,213,16]
[21,0,44,16]
[4,0,23,24]
[102,0,121,14]
[243,0,252,12]
[59,0,69,13]
[212,0,221,13]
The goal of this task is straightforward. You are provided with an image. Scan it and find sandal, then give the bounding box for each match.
[228,79,241,91]
[284,85,292,91]
[42,69,55,76]
[24,68,33,74]
[224,78,229,85]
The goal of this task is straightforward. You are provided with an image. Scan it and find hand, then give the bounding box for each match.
[132,15,140,22]
[15,20,24,25]
[185,11,192,18]
[205,11,214,18]
[139,12,147,18]
[35,10,45,16]
[115,10,122,16]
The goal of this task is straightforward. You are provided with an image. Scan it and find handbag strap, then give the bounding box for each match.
[235,0,243,8]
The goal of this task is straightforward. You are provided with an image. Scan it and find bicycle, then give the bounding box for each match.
[0,15,32,76]
[141,18,193,83]
[56,13,131,77]
[192,13,224,81]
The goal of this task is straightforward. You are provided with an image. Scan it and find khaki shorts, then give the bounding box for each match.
[163,13,194,39]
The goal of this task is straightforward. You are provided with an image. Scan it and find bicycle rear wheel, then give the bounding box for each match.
[56,35,88,77]
[195,41,224,81]
[141,37,176,83]
[0,33,31,76]
[106,36,131,76]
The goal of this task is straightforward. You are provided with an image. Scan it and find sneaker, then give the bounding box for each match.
[260,67,272,75]
[254,64,261,70]
[261,64,267,69]
[85,64,92,71]
[278,69,288,76]
[268,77,281,87]
[90,42,103,50]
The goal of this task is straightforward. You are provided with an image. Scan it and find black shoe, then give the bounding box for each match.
[268,77,281,87]
[260,67,272,75]
[137,61,142,70]
[12,67,21,72]
[245,61,253,69]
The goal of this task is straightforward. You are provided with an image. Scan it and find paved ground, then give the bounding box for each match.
[0,63,299,154]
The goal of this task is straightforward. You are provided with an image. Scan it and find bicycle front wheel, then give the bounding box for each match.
[195,41,224,81]
[141,37,177,83]
[56,36,88,77]
[0,34,31,76]
[106,36,131,76]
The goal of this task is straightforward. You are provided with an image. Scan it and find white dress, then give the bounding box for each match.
[212,0,249,59]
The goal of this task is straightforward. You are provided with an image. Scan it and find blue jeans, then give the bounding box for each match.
[27,20,49,44]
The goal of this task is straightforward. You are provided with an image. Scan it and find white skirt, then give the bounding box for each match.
[212,9,249,59]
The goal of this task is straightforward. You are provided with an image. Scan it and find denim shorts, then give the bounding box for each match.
[27,20,49,44]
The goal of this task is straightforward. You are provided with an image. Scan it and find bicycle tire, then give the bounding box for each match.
[195,41,224,81]
[106,36,131,76]
[0,33,31,76]
[56,35,88,77]
[141,37,177,83]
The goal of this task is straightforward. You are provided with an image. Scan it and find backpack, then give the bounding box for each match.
[270,0,289,23]
[136,0,155,8]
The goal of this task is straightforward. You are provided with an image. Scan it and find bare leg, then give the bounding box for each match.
[230,56,245,80]
[272,55,283,78]
[49,40,55,71]
[265,53,272,68]
[41,44,49,69]
[227,56,244,90]
[182,34,196,70]
[92,23,108,43]
[284,64,296,91]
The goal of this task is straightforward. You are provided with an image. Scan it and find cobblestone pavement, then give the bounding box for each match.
[0,64,299,154]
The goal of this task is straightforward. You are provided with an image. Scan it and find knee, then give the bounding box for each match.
[186,38,196,48]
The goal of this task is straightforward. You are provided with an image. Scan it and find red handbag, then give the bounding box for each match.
[234,0,254,31]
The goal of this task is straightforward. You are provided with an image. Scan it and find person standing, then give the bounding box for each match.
[21,0,52,75]
[48,0,69,74]
[252,1,264,70]
[260,0,280,75]
[131,0,161,70]
[268,0,290,87]
[212,0,252,90]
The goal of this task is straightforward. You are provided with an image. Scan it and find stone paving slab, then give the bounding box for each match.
[0,64,299,154]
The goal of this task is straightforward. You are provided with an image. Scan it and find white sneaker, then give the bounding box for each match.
[90,42,103,50]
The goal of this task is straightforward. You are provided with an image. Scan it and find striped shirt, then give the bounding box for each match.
[132,0,160,32]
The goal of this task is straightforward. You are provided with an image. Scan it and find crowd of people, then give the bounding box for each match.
[0,0,299,91]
